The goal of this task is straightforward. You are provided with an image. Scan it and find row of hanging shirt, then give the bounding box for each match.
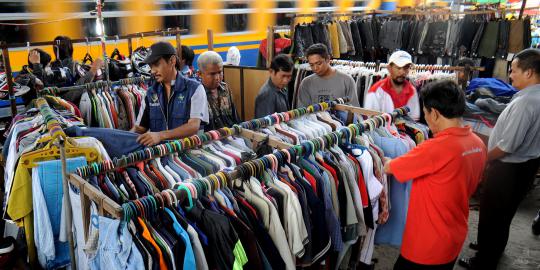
[258,111,345,144]
[292,15,533,64]
[79,82,147,130]
[253,107,431,259]
[86,135,256,204]
[292,61,456,111]
[92,109,430,270]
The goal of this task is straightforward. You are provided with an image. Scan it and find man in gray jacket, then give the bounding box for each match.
[297,43,359,108]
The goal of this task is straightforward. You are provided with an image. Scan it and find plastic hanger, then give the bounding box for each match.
[176,184,194,210]
[82,38,94,65]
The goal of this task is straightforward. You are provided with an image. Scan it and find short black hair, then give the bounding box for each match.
[53,36,73,60]
[270,54,294,72]
[28,48,51,67]
[305,43,330,59]
[514,48,540,76]
[421,80,465,118]
[158,54,181,70]
[180,45,195,66]
[457,57,475,67]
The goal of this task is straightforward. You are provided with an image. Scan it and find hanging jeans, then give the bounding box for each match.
[35,157,88,269]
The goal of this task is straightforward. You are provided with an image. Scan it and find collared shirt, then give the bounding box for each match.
[364,77,420,120]
[390,126,487,264]
[204,82,240,131]
[488,84,540,163]
[255,79,289,118]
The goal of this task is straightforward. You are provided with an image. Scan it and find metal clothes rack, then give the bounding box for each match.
[286,7,539,19]
[38,75,150,96]
[299,59,486,72]
[96,106,411,224]
[1,28,187,119]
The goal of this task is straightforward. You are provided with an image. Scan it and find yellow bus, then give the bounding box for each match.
[0,0,409,71]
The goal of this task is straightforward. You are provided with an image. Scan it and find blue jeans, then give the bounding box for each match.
[88,216,144,270]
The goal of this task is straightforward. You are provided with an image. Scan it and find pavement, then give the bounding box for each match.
[373,180,540,270]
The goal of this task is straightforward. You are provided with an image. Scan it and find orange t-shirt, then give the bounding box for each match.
[390,126,487,265]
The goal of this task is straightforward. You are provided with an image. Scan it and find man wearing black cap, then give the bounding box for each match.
[132,41,209,146]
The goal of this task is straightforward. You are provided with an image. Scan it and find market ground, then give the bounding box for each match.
[374,178,540,270]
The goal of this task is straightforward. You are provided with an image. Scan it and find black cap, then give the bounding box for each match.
[143,41,176,64]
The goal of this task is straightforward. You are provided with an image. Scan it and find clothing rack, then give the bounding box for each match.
[266,25,293,68]
[18,97,96,267]
[68,125,243,238]
[379,63,486,72]
[286,7,538,19]
[299,59,486,72]
[38,75,150,96]
[68,105,409,242]
[74,126,242,179]
[0,28,187,119]
[239,97,386,151]
[118,106,411,224]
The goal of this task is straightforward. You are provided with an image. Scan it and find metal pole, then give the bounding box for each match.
[96,0,109,82]
[58,140,77,269]
[175,28,182,65]
[519,0,527,19]
[1,43,18,118]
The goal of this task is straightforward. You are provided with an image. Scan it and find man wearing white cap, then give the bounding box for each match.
[364,51,420,120]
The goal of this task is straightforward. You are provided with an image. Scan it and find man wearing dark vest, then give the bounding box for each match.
[133,41,209,146]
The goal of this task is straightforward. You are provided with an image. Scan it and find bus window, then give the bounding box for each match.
[276,1,295,26]
[318,0,333,8]
[164,15,191,35]
[225,1,248,32]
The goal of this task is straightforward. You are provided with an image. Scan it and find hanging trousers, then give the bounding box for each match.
[476,157,540,269]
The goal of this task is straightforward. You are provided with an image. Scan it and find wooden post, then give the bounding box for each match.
[207,29,214,51]
[128,37,133,56]
[267,26,275,68]
[1,43,18,118]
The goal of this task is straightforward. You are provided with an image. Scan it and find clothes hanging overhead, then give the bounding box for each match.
[291,15,533,65]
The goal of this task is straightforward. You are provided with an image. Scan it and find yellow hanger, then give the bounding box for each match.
[20,136,99,168]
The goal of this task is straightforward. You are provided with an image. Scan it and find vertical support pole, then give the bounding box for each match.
[207,29,214,51]
[176,28,183,64]
[96,0,109,82]
[518,0,527,19]
[128,37,133,56]
[267,26,275,68]
[59,141,77,269]
[1,43,18,118]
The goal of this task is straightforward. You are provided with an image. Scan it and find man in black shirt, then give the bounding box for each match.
[254,54,294,118]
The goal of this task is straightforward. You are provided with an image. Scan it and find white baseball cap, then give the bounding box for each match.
[388,51,413,67]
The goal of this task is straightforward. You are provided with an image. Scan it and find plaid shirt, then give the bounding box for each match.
[205,82,240,131]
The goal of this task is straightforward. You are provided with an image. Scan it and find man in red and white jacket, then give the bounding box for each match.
[364,51,420,120]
